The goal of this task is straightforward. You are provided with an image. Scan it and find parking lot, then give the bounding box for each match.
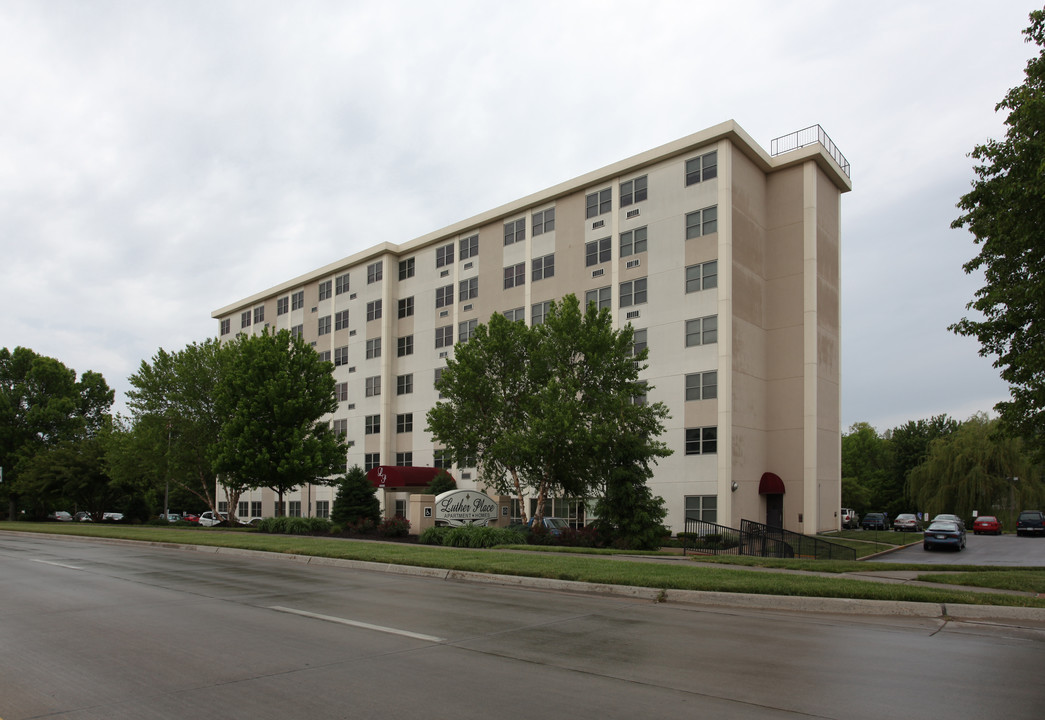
[874,531,1045,566]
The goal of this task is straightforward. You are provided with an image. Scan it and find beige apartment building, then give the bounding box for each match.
[212,120,852,534]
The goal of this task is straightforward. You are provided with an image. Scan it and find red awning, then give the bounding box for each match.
[367,466,453,489]
[758,472,785,495]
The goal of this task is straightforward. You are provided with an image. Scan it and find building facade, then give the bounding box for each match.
[212,120,852,534]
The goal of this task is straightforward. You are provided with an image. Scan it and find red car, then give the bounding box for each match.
[972,515,1002,535]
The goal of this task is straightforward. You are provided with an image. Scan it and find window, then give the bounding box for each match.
[585,237,611,266]
[365,376,381,397]
[241,311,250,329]
[685,371,718,401]
[318,315,331,335]
[367,261,383,284]
[397,373,413,395]
[459,277,478,302]
[504,262,525,289]
[397,413,413,433]
[685,205,718,238]
[459,318,477,343]
[291,290,304,310]
[218,502,228,514]
[397,335,414,357]
[531,300,551,325]
[287,501,300,517]
[277,297,289,315]
[632,380,648,406]
[364,453,380,471]
[435,325,453,348]
[460,234,479,259]
[366,338,381,359]
[585,188,611,218]
[318,350,331,362]
[685,427,718,455]
[436,243,454,268]
[366,299,382,321]
[685,150,717,186]
[398,296,414,318]
[620,227,648,257]
[433,450,450,469]
[318,280,332,301]
[620,175,647,206]
[532,254,554,282]
[619,278,647,307]
[291,324,303,339]
[503,218,525,245]
[334,346,349,367]
[335,309,350,331]
[336,381,348,401]
[585,286,611,311]
[333,418,348,436]
[686,315,718,347]
[365,415,380,434]
[686,260,718,292]
[220,318,231,335]
[503,307,525,322]
[335,273,350,295]
[396,452,413,467]
[254,306,265,324]
[316,500,330,519]
[250,501,262,517]
[436,285,454,308]
[632,329,647,357]
[399,258,415,280]
[685,495,717,522]
[238,501,249,517]
[532,208,555,235]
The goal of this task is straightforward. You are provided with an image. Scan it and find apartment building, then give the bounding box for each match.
[212,120,852,534]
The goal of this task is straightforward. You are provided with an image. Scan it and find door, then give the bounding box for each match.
[766,494,783,528]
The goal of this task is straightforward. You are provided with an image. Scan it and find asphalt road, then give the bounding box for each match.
[2,534,1044,720]
[869,530,1045,565]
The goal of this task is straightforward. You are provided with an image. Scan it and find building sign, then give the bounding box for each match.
[434,490,498,527]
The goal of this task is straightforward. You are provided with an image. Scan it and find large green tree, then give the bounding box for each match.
[0,347,114,518]
[427,295,671,529]
[951,10,1045,460]
[213,329,346,514]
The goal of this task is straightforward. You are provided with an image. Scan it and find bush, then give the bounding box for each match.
[378,516,410,537]
[425,469,457,496]
[331,465,381,527]
[419,526,453,545]
[256,516,333,535]
[444,524,527,548]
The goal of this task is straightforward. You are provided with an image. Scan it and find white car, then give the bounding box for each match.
[197,511,227,527]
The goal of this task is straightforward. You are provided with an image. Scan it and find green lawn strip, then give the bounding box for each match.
[6,523,1045,608]
[916,571,1045,594]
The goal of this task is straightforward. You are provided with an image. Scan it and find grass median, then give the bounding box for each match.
[4,522,1044,608]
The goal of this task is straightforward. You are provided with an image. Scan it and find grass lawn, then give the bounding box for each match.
[5,522,1045,608]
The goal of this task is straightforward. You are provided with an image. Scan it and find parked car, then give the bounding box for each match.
[1016,510,1045,537]
[841,508,859,529]
[74,511,92,522]
[102,512,124,522]
[48,511,73,522]
[181,513,200,524]
[972,515,1002,535]
[198,511,227,527]
[860,512,889,530]
[892,513,920,532]
[931,513,966,529]
[159,513,182,523]
[923,520,966,551]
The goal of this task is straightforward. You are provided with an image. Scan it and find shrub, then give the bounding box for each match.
[378,516,411,537]
[444,524,526,548]
[257,516,334,536]
[419,526,453,545]
[425,469,457,496]
[331,465,381,527]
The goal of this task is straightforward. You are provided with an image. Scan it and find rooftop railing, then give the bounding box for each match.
[770,124,851,178]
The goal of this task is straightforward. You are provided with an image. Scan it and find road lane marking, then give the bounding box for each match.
[268,605,445,643]
[32,559,84,570]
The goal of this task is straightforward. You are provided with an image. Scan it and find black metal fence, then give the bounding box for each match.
[769,124,851,179]
[681,518,856,561]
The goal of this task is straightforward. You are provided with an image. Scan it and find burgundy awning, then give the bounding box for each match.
[758,472,785,495]
[367,466,453,489]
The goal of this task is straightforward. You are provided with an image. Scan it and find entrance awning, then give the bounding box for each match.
[367,466,453,489]
[758,472,785,495]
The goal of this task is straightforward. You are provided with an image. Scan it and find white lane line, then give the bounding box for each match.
[269,605,445,643]
[32,559,84,570]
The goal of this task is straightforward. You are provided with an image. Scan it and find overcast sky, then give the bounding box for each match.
[1,1,1034,433]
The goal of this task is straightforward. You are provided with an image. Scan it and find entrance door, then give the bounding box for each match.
[766,494,783,528]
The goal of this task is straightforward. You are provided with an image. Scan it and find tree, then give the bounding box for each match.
[908,414,1043,524]
[951,10,1045,461]
[213,329,346,514]
[889,415,958,514]
[0,347,114,518]
[840,422,890,513]
[126,339,235,519]
[331,465,380,527]
[427,294,671,529]
[425,469,457,496]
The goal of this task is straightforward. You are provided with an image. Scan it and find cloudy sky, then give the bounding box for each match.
[1,1,1034,432]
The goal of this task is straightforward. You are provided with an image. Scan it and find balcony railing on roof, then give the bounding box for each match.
[770,125,851,178]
